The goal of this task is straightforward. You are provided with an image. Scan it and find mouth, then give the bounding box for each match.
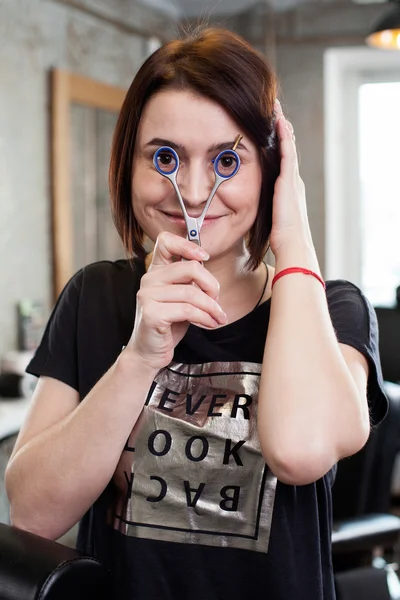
[160,211,225,227]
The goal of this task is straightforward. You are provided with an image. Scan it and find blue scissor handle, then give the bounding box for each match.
[152,145,241,253]
[212,148,240,180]
[153,146,179,176]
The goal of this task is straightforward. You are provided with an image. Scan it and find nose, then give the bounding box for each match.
[177,159,214,208]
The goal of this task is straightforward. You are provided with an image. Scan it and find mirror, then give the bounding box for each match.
[51,69,127,299]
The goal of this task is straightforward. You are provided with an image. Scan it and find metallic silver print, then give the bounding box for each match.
[112,361,277,553]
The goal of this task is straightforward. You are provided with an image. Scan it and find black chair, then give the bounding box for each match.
[375,304,400,385]
[1,391,400,599]
[0,522,111,600]
[332,386,400,599]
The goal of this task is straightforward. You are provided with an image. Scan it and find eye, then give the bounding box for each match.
[157,151,177,173]
[158,152,173,166]
[154,147,178,175]
[220,155,234,169]
[214,150,239,178]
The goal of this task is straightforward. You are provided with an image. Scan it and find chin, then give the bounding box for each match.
[202,241,241,262]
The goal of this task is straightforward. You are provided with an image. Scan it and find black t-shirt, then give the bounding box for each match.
[27,258,388,600]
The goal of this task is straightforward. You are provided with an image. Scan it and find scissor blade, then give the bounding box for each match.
[197,179,221,229]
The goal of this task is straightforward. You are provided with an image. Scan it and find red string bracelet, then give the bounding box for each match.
[271,267,326,290]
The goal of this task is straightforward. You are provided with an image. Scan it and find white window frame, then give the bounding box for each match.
[324,47,400,286]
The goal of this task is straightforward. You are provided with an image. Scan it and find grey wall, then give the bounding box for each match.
[0,0,177,360]
[274,2,387,273]
[222,1,388,274]
[0,0,390,360]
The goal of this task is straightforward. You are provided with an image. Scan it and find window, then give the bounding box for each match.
[324,48,400,307]
[359,82,400,307]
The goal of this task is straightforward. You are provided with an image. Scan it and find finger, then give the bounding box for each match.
[146,301,222,330]
[274,98,284,119]
[151,231,209,267]
[277,116,298,173]
[142,260,220,300]
[144,284,227,325]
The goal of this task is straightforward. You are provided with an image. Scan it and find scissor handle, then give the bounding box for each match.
[186,216,201,246]
[153,146,179,176]
[212,149,240,180]
[152,145,241,253]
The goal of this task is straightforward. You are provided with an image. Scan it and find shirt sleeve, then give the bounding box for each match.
[26,269,84,392]
[326,279,388,426]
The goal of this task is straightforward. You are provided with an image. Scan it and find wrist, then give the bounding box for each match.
[274,241,320,274]
[117,345,160,380]
[272,267,325,291]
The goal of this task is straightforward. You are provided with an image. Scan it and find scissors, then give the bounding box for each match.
[153,134,242,248]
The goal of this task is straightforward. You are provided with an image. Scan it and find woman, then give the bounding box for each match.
[5,27,387,599]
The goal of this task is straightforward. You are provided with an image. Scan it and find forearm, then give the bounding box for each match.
[5,348,158,539]
[258,244,369,485]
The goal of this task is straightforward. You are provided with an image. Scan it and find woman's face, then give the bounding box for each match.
[132,89,262,260]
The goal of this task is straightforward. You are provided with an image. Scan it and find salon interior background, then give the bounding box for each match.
[0,0,397,360]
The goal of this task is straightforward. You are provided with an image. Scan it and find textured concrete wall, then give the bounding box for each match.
[274,2,387,275]
[0,0,390,359]
[275,42,326,269]
[215,1,388,274]
[0,0,173,360]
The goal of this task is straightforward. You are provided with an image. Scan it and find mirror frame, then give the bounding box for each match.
[51,69,127,299]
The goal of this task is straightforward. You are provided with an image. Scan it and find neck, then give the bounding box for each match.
[205,246,250,290]
[144,243,269,324]
[203,244,268,323]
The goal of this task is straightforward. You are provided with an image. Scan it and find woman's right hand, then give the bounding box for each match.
[127,232,227,370]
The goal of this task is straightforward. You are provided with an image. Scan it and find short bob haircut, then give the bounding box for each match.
[109,27,280,271]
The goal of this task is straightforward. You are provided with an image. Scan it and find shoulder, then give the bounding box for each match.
[325,279,375,331]
[81,257,144,284]
[70,257,146,297]
[326,278,364,298]
[325,278,372,316]
[56,257,146,317]
[324,279,381,367]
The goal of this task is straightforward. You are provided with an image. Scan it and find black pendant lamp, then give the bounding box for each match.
[366,1,400,49]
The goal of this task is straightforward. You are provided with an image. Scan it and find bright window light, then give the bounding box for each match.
[359,82,400,307]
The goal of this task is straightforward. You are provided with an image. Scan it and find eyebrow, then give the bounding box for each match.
[144,137,248,153]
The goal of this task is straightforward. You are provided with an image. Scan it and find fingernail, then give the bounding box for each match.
[274,99,283,114]
[197,248,209,260]
[218,304,227,317]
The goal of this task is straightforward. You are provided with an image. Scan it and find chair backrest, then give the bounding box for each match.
[332,389,400,519]
[335,566,393,600]
[375,306,400,384]
[0,522,111,600]
[332,421,379,519]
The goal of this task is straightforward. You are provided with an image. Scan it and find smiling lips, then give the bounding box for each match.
[162,211,223,225]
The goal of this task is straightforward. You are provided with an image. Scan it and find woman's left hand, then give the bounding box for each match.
[268,100,313,258]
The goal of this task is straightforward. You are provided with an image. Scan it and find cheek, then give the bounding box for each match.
[222,168,262,217]
[131,168,168,212]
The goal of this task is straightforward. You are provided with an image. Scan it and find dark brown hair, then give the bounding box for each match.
[109,27,280,270]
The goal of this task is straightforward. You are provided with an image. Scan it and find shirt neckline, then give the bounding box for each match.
[189,297,271,342]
